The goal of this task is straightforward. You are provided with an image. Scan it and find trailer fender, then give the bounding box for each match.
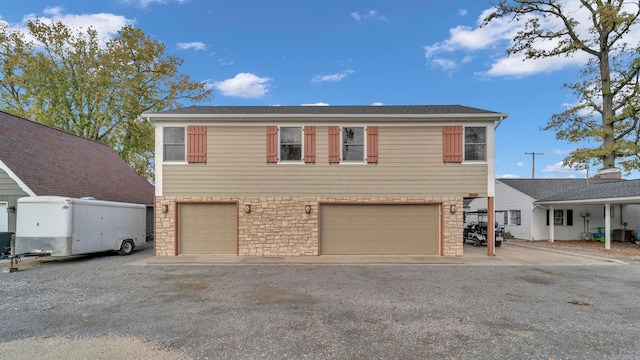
[116,239,135,255]
[113,238,134,251]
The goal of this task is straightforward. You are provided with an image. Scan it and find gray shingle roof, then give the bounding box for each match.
[0,111,154,205]
[498,178,638,203]
[537,179,640,202]
[148,105,506,116]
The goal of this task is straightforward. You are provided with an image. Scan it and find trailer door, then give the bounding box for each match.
[72,203,104,254]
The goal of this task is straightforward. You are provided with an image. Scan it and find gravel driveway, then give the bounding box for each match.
[1,242,639,359]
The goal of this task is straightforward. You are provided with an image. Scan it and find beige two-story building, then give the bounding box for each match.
[144,105,507,257]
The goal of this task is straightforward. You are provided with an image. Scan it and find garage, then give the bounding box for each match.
[179,203,237,254]
[320,204,440,255]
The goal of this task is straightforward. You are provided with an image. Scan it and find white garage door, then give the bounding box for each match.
[179,203,237,254]
[320,204,440,255]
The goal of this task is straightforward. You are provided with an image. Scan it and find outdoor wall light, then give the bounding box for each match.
[6,206,16,214]
[305,205,312,214]
[161,205,169,213]
[449,204,457,214]
[244,204,251,213]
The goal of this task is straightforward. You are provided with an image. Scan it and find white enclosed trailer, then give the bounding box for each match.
[15,196,147,256]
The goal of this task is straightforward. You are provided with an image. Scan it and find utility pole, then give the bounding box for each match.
[525,152,544,178]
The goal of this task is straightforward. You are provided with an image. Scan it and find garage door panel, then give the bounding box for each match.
[180,204,237,254]
[321,204,439,255]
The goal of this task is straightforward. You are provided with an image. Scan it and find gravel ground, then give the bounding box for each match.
[1,241,639,360]
[509,238,640,264]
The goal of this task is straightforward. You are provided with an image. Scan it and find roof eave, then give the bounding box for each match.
[144,112,509,123]
[535,196,640,205]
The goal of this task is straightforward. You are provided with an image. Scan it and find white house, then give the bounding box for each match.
[493,178,640,248]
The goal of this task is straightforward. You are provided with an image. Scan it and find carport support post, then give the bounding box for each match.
[487,197,495,256]
[549,205,555,243]
[605,203,611,250]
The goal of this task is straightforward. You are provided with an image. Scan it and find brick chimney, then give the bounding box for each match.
[593,167,622,179]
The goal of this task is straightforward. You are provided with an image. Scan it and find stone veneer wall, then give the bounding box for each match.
[154,196,463,257]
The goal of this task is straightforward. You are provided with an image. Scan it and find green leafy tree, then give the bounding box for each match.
[0,20,213,180]
[485,1,640,173]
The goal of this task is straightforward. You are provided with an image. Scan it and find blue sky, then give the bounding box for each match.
[2,0,635,179]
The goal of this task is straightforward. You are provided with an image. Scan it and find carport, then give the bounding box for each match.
[534,179,640,250]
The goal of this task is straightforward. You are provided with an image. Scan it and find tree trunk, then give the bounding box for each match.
[600,46,615,168]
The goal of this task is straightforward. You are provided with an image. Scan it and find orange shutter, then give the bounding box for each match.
[366,126,378,163]
[303,126,316,163]
[266,126,278,163]
[328,126,340,163]
[186,126,207,163]
[442,125,463,163]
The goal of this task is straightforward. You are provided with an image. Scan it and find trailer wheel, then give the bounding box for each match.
[495,241,502,248]
[473,237,481,247]
[118,240,134,255]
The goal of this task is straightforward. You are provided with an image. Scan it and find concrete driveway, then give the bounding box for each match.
[127,241,626,266]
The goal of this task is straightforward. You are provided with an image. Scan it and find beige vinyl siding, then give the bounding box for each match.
[0,169,29,233]
[0,169,29,196]
[163,126,488,197]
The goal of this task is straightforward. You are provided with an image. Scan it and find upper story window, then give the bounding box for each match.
[342,127,365,162]
[279,127,302,162]
[164,127,185,161]
[442,125,487,163]
[267,126,316,164]
[464,127,486,161]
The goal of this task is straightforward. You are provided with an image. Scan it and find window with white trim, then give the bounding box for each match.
[279,127,302,162]
[464,127,486,161]
[163,127,185,161]
[342,127,365,162]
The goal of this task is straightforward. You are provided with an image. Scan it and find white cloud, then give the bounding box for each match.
[218,58,234,66]
[553,148,573,155]
[517,162,525,167]
[351,10,388,22]
[430,58,458,71]
[311,69,354,83]
[459,9,468,16]
[424,1,640,77]
[301,102,330,106]
[498,174,521,178]
[213,73,272,98]
[18,7,134,38]
[484,52,586,77]
[122,0,187,8]
[371,102,384,106]
[177,42,206,51]
[543,161,587,174]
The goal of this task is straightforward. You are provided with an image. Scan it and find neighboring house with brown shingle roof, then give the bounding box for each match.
[145,105,508,257]
[0,111,154,233]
